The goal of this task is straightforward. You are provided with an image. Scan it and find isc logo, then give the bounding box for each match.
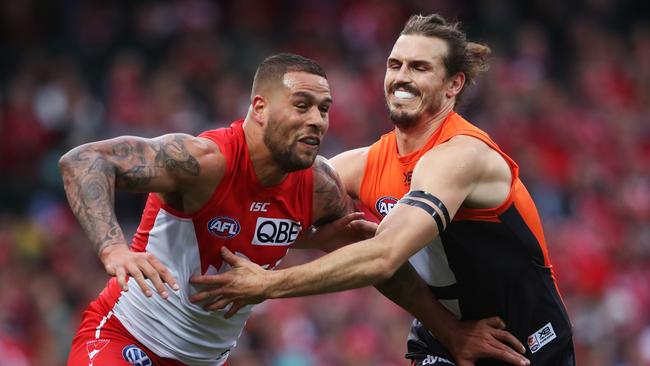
[207,216,241,239]
[252,217,302,246]
[250,202,270,212]
[375,196,398,216]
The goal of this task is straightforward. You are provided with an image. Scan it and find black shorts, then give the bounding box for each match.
[405,319,576,366]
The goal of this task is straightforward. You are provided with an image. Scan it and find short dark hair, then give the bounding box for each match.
[401,14,491,103]
[251,53,327,98]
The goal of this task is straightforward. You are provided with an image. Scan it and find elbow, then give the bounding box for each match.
[58,144,103,177]
[58,150,75,175]
[58,147,85,174]
[369,254,402,283]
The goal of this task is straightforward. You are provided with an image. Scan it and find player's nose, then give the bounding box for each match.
[306,106,328,132]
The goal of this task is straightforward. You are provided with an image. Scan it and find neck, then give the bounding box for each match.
[242,116,288,186]
[395,102,454,155]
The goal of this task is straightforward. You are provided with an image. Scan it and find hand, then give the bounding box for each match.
[441,317,529,366]
[303,212,378,252]
[100,244,179,299]
[189,247,271,317]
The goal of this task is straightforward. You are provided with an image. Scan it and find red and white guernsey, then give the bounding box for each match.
[95,120,314,365]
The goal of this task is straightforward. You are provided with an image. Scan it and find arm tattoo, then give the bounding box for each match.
[114,135,200,190]
[59,134,201,255]
[312,156,352,227]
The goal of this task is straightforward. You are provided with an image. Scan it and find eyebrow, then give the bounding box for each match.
[387,57,433,67]
[291,91,333,105]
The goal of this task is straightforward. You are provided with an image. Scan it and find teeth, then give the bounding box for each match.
[394,90,416,99]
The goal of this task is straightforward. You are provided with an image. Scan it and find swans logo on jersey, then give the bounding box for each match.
[122,345,152,366]
[207,216,241,239]
[375,196,398,216]
[252,217,301,246]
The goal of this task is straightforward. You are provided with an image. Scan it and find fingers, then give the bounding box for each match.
[348,220,378,237]
[189,286,223,303]
[485,316,506,329]
[220,247,242,265]
[456,361,474,366]
[337,212,365,226]
[149,255,180,291]
[190,274,229,286]
[206,297,235,311]
[115,266,128,292]
[224,302,246,318]
[486,343,530,366]
[111,252,177,299]
[492,329,526,354]
[127,262,154,297]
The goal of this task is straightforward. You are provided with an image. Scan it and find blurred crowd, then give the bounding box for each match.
[1,0,649,365]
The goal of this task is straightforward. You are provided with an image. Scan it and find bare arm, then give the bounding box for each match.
[329,147,369,199]
[59,134,223,296]
[258,137,489,296]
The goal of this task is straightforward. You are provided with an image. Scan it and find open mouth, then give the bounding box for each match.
[393,90,417,100]
[298,136,320,147]
[391,84,420,101]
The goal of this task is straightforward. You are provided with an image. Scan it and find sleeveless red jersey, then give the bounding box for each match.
[84,120,313,366]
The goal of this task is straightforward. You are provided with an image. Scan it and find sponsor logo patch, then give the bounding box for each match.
[86,339,110,363]
[122,344,152,366]
[250,202,270,212]
[421,354,455,365]
[375,196,398,216]
[528,322,557,354]
[207,216,241,239]
[252,217,301,246]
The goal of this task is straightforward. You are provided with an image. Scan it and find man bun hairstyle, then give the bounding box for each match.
[401,14,491,103]
[252,53,327,98]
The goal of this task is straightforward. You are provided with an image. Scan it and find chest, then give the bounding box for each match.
[193,191,310,274]
[361,158,415,219]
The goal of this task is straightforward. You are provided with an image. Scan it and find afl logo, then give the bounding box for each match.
[207,216,241,239]
[122,345,152,366]
[375,196,398,216]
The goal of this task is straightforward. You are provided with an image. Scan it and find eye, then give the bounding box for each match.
[319,105,330,114]
[295,103,308,111]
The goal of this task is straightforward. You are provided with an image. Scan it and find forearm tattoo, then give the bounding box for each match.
[59,134,200,255]
[312,156,352,227]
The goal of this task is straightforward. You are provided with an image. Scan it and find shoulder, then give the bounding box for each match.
[312,156,352,226]
[330,146,370,198]
[414,135,489,184]
[313,155,341,188]
[155,133,227,188]
[331,146,370,163]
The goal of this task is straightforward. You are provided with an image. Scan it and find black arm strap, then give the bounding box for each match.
[397,198,445,234]
[405,190,451,227]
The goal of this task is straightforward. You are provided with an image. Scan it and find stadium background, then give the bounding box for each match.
[0,0,648,365]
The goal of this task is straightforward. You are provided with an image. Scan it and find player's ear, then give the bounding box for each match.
[251,95,267,126]
[445,72,465,98]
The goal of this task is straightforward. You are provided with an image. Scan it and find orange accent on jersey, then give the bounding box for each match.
[360,111,551,265]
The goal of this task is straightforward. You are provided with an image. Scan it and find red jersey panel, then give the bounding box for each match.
[80,120,313,366]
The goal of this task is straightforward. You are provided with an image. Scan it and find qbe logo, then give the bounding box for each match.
[207,216,241,239]
[122,344,152,366]
[375,196,398,216]
[252,217,302,246]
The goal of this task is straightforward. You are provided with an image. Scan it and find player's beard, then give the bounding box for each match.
[387,96,442,129]
[386,82,443,129]
[263,116,317,172]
